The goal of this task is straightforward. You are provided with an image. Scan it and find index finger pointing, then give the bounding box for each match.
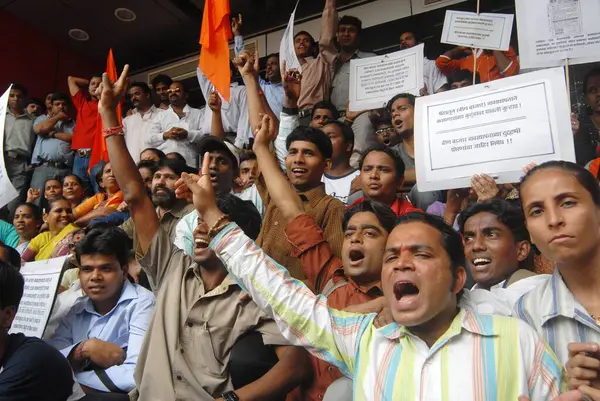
[201,151,210,177]
[117,64,130,87]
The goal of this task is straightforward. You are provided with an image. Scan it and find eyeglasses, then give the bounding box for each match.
[375,127,395,136]
[167,88,181,94]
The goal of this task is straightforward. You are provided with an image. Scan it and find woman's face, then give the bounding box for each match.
[521,168,600,266]
[44,179,62,200]
[63,176,84,203]
[45,199,74,233]
[101,163,120,192]
[13,205,40,240]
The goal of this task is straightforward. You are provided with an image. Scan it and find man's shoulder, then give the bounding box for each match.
[4,334,67,368]
[132,283,156,303]
[34,115,49,125]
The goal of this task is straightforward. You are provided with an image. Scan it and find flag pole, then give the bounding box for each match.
[473,0,480,85]
[565,58,572,111]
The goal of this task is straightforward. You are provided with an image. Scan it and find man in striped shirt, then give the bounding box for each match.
[182,135,564,400]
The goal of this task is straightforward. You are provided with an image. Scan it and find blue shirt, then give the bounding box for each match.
[31,115,75,165]
[48,280,155,393]
[0,220,19,249]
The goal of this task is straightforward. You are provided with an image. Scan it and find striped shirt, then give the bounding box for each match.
[515,268,600,365]
[212,224,564,401]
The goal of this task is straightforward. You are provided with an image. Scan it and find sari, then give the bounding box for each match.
[28,224,79,261]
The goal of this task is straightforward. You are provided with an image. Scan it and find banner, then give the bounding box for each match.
[279,0,302,73]
[0,86,20,209]
[441,10,514,51]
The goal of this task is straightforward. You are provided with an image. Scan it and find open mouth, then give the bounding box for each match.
[348,249,365,266]
[393,281,420,303]
[471,257,492,268]
[291,168,308,176]
[393,119,403,128]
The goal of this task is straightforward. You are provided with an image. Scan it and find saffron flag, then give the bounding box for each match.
[89,49,122,173]
[199,0,232,102]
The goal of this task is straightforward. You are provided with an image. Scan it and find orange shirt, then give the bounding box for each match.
[285,214,383,400]
[436,46,520,82]
[73,191,123,219]
[71,90,99,150]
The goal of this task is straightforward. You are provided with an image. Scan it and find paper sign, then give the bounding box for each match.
[441,10,514,51]
[0,86,20,209]
[414,67,575,192]
[280,0,302,74]
[9,256,67,338]
[516,0,600,68]
[349,44,424,112]
[411,0,467,15]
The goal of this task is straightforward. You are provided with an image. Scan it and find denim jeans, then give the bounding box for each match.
[73,154,101,195]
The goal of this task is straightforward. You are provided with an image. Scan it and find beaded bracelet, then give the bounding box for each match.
[207,214,230,238]
[102,126,124,138]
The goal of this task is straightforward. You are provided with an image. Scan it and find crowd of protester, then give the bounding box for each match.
[2,1,600,400]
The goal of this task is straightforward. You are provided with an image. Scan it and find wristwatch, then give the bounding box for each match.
[221,391,240,401]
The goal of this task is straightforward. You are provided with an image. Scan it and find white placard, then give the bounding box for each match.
[279,0,302,74]
[441,10,514,51]
[9,256,67,338]
[349,44,424,112]
[516,0,600,68]
[414,67,575,192]
[411,0,467,15]
[0,86,20,209]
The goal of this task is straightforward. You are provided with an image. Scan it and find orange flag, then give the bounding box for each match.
[199,0,232,102]
[89,49,122,173]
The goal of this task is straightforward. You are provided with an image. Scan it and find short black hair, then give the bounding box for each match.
[16,202,42,223]
[339,15,363,33]
[0,261,23,309]
[157,157,195,177]
[583,68,600,94]
[47,196,70,211]
[458,199,530,242]
[165,152,187,164]
[359,145,405,179]
[1,245,21,270]
[286,126,333,160]
[448,70,480,86]
[75,224,132,267]
[137,160,159,175]
[151,74,173,89]
[89,74,103,81]
[28,97,44,108]
[293,31,316,46]
[239,151,257,164]
[130,81,151,95]
[520,160,600,206]
[51,92,70,103]
[401,31,421,43]
[266,53,279,61]
[396,212,465,298]
[368,108,392,129]
[343,200,396,233]
[312,101,339,121]
[324,120,354,145]
[11,83,28,97]
[216,194,261,240]
[386,93,415,114]
[141,148,166,160]
[171,80,188,93]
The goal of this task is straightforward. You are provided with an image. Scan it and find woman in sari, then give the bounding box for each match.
[62,174,86,209]
[72,162,123,227]
[13,202,42,255]
[21,197,79,262]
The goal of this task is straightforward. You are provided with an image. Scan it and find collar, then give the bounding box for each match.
[133,105,157,116]
[157,199,193,219]
[332,267,383,296]
[184,265,239,296]
[538,269,597,327]
[6,110,32,119]
[298,184,328,208]
[168,104,191,114]
[377,309,497,342]
[83,280,138,316]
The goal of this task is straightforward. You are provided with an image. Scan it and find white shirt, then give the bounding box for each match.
[196,67,252,148]
[322,170,359,204]
[423,57,447,95]
[123,105,163,163]
[149,104,205,167]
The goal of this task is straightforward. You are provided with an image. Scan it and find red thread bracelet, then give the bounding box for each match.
[102,126,124,138]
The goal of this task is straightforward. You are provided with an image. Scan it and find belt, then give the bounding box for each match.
[5,151,29,161]
[298,109,312,119]
[39,161,69,169]
[75,149,91,157]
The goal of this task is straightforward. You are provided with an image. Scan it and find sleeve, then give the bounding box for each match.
[0,220,19,248]
[73,195,100,218]
[317,0,339,66]
[498,47,520,77]
[173,211,197,256]
[256,317,291,347]
[120,218,134,239]
[75,291,156,393]
[319,201,346,261]
[70,90,86,110]
[47,309,77,356]
[211,223,371,377]
[574,123,597,166]
[90,211,130,227]
[285,214,344,293]
[26,233,47,253]
[196,67,213,100]
[0,339,74,401]
[431,63,448,93]
[185,108,206,144]
[435,54,462,75]
[140,224,193,288]
[234,34,245,56]
[105,193,124,209]
[236,87,252,148]
[146,113,166,147]
[275,111,300,171]
[237,185,264,218]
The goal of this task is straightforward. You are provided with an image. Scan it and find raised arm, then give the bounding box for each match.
[208,91,225,138]
[96,66,159,255]
[492,46,520,77]
[436,47,470,75]
[318,0,338,64]
[274,65,302,170]
[67,76,89,97]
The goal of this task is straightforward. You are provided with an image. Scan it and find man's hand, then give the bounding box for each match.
[96,65,130,115]
[518,391,584,401]
[83,339,126,369]
[522,162,537,175]
[233,50,258,78]
[172,127,188,140]
[282,60,302,104]
[572,112,580,136]
[116,201,128,212]
[26,188,41,203]
[231,13,242,36]
[252,113,277,150]
[566,342,600,391]
[178,154,219,218]
[419,84,428,97]
[55,111,70,121]
[471,174,499,202]
[208,90,222,112]
[345,100,367,123]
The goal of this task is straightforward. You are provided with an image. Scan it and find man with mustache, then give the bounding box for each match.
[150,74,172,111]
[122,82,163,164]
